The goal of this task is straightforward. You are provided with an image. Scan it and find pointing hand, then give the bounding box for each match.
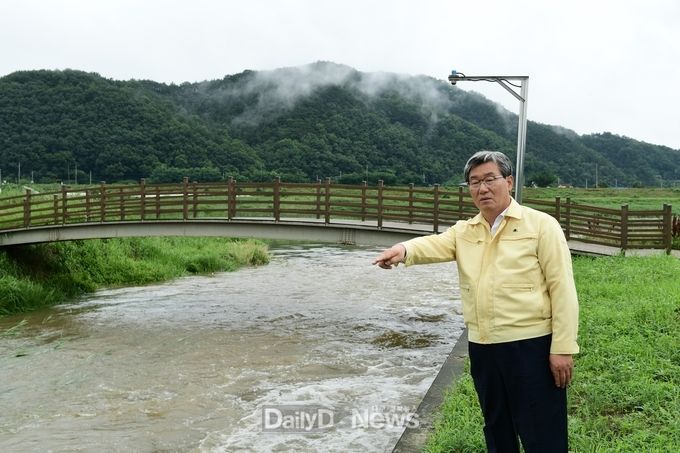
[372,244,406,269]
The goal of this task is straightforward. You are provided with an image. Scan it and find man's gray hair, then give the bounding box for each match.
[463,151,514,182]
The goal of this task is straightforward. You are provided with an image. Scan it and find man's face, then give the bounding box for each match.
[468,161,513,219]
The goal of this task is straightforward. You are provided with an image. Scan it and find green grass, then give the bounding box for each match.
[523,187,680,214]
[425,255,680,452]
[0,237,269,316]
[0,182,63,197]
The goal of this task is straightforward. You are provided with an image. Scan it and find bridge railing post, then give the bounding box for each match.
[361,181,367,222]
[23,188,31,228]
[377,180,384,229]
[85,188,91,222]
[273,177,281,222]
[119,187,125,221]
[101,187,108,221]
[192,181,199,219]
[564,197,571,240]
[227,176,236,220]
[555,196,561,223]
[53,195,59,224]
[324,177,331,224]
[620,204,629,253]
[228,177,235,220]
[182,176,189,221]
[99,182,107,222]
[155,185,161,220]
[140,179,146,221]
[61,185,68,225]
[315,178,322,220]
[433,184,440,233]
[408,183,414,224]
[663,204,672,255]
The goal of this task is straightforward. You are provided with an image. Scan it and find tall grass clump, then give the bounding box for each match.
[0,237,269,315]
[425,255,680,452]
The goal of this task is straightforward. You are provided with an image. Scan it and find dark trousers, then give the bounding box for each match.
[468,335,568,453]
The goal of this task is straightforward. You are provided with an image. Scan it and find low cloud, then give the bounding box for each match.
[200,61,505,128]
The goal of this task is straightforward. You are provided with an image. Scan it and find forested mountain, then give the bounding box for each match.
[1,62,678,187]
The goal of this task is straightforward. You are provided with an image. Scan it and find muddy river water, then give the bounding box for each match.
[0,244,463,452]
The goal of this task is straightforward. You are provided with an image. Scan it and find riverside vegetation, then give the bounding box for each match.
[0,237,269,316]
[425,255,680,452]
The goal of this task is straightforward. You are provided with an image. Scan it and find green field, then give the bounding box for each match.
[0,183,62,198]
[425,255,680,452]
[523,186,680,213]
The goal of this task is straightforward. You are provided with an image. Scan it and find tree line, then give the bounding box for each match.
[1,64,678,188]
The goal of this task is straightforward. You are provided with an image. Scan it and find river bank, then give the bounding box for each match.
[425,254,680,451]
[0,237,269,315]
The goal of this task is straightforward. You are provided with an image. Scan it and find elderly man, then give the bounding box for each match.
[373,151,579,453]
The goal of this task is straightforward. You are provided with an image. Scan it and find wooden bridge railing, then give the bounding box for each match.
[0,179,674,253]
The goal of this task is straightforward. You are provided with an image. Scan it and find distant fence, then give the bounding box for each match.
[0,178,674,253]
[528,198,673,252]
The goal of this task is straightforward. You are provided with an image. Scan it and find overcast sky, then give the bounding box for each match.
[1,0,678,149]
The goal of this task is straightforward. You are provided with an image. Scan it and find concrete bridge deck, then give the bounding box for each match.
[1,216,673,257]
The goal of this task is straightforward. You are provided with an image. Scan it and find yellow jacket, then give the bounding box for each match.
[403,198,579,354]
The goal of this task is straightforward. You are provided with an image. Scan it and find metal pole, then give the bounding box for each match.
[447,73,529,204]
[514,79,528,203]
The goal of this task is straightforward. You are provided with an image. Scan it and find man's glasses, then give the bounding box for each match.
[468,175,506,190]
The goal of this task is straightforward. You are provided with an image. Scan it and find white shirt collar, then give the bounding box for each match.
[490,206,510,237]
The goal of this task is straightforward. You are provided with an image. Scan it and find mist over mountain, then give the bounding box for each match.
[1,62,678,187]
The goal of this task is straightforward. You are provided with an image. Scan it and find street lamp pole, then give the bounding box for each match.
[447,72,529,203]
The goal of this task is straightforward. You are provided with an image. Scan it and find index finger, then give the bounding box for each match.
[372,250,395,265]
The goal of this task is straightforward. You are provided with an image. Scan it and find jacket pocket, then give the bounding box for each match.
[497,234,539,270]
[494,282,543,328]
[459,282,477,326]
[501,283,534,291]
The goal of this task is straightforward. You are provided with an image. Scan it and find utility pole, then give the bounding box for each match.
[75,162,78,185]
[595,163,599,188]
[17,162,21,184]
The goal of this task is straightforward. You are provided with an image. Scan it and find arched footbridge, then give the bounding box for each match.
[0,179,674,255]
